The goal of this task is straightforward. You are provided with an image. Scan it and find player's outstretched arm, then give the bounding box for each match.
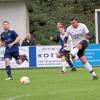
[84,32,90,40]
[49,35,55,41]
[46,35,56,41]
[49,34,60,42]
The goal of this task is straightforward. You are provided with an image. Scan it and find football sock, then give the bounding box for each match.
[67,60,74,68]
[84,62,93,71]
[90,70,96,76]
[71,48,79,56]
[84,62,96,76]
[6,65,12,78]
[62,61,67,72]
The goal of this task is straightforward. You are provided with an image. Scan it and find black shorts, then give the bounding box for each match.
[77,40,88,58]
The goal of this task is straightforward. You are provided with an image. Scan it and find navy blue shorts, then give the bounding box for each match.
[61,49,70,60]
[61,49,70,56]
[4,49,19,60]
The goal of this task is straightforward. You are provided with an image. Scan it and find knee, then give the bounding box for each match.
[16,59,22,65]
[61,56,66,62]
[5,59,10,66]
[56,53,61,58]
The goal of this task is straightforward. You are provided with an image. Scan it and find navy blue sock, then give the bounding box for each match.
[6,65,12,78]
[67,60,74,68]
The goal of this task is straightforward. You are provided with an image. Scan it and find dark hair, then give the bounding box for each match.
[70,17,79,22]
[2,21,9,24]
[59,26,65,29]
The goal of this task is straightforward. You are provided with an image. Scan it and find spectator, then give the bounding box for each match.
[21,33,36,46]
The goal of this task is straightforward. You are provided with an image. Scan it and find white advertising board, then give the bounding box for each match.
[36,45,63,67]
[0,47,29,69]
[0,47,5,68]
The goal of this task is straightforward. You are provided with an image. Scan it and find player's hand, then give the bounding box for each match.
[8,43,14,48]
[49,35,54,40]
[84,33,90,39]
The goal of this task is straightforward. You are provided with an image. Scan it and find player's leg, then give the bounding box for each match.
[56,52,67,73]
[67,60,76,72]
[13,50,28,64]
[12,50,22,64]
[70,44,81,56]
[80,56,98,80]
[4,52,12,80]
[56,52,62,58]
[17,54,28,64]
[62,50,76,72]
[77,40,98,80]
[70,40,88,57]
[5,58,12,80]
[59,50,68,73]
[61,56,67,73]
[56,48,63,58]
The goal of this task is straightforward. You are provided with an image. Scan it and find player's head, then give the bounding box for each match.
[59,26,65,35]
[55,22,64,30]
[70,17,79,28]
[2,21,10,31]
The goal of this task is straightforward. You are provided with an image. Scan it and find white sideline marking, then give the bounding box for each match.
[7,94,30,100]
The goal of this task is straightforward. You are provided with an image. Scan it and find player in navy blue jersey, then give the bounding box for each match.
[0,21,28,80]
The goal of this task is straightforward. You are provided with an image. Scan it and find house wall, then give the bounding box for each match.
[0,0,29,42]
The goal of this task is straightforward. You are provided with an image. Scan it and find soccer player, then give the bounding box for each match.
[52,22,65,58]
[49,24,76,73]
[66,17,98,80]
[0,21,28,80]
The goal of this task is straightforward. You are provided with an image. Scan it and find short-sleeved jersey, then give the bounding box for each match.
[0,30,19,52]
[66,23,89,47]
[60,33,73,51]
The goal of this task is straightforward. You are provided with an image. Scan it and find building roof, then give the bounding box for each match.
[0,0,33,12]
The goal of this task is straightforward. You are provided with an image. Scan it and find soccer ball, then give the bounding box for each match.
[20,76,30,84]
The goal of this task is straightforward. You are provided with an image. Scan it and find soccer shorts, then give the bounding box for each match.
[78,40,88,58]
[4,50,19,60]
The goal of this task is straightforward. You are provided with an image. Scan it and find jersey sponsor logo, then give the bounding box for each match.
[73,34,83,39]
[8,32,11,36]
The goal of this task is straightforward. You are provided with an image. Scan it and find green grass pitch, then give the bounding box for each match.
[0,67,100,100]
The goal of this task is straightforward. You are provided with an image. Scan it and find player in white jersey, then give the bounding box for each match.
[58,26,76,72]
[66,17,98,80]
[49,25,76,72]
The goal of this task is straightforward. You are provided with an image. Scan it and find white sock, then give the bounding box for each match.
[84,62,93,71]
[71,48,79,56]
[62,61,67,72]
[84,62,96,76]
[91,71,96,76]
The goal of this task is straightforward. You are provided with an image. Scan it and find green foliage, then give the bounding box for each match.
[30,0,100,44]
